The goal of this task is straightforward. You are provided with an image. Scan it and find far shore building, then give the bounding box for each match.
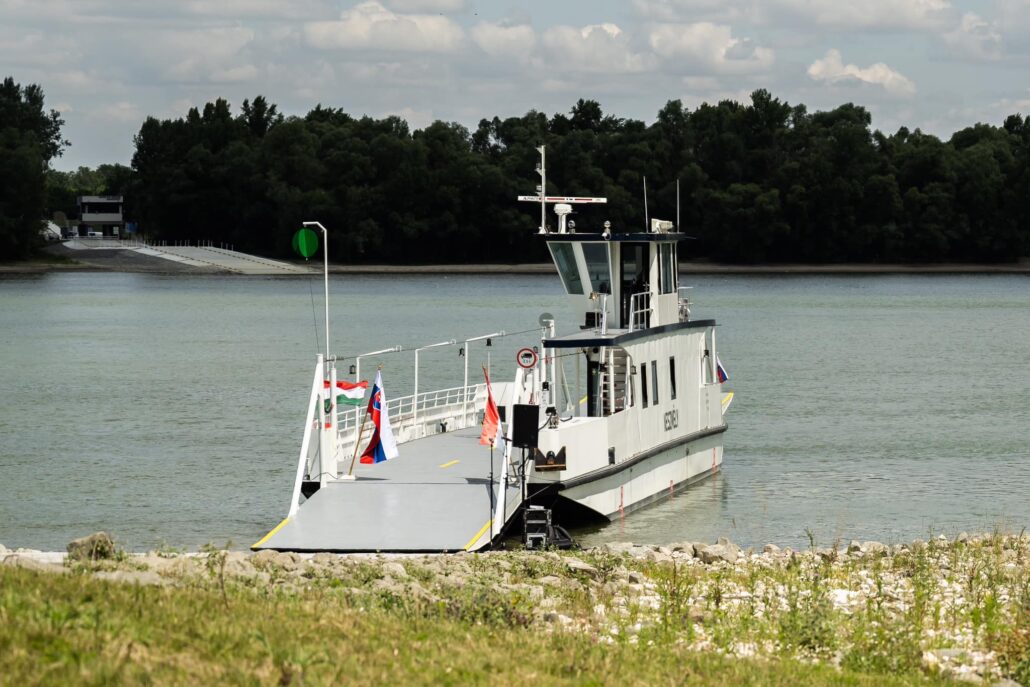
[76,195,124,237]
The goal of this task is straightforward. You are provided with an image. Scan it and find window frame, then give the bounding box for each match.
[640,363,649,408]
[651,360,659,404]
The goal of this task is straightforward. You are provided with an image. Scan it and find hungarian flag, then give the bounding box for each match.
[360,370,399,464]
[479,366,501,448]
[324,379,367,407]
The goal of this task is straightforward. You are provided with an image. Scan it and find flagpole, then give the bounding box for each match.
[486,440,494,547]
[346,363,381,477]
[347,410,370,477]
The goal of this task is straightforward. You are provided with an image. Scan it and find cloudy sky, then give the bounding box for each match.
[4,0,1030,170]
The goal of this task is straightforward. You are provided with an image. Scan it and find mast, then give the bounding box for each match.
[537,145,546,234]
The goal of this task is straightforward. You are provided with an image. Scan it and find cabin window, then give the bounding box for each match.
[669,357,677,400]
[582,243,612,294]
[651,360,659,404]
[659,243,676,294]
[548,243,583,295]
[640,363,649,408]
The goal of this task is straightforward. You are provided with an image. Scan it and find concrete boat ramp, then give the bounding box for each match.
[254,426,523,553]
[61,239,313,275]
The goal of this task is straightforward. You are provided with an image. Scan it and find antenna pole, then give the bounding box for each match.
[643,176,649,233]
[537,145,546,234]
[676,178,681,231]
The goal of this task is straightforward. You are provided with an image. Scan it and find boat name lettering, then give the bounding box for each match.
[663,409,679,431]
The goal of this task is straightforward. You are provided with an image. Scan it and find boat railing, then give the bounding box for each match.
[334,383,487,457]
[628,291,651,331]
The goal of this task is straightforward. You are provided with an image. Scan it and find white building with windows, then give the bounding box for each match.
[76,195,124,237]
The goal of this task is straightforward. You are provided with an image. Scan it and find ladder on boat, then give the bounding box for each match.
[599,348,629,415]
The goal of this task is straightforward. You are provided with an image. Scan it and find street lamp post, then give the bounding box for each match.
[413,339,457,436]
[461,331,505,426]
[302,221,330,360]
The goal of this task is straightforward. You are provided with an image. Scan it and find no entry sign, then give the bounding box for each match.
[516,348,538,369]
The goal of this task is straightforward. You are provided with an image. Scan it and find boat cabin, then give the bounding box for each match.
[547,220,683,332]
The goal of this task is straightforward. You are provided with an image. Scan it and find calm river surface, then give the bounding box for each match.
[1,272,1028,552]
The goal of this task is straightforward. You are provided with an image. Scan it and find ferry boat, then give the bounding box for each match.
[253,147,733,553]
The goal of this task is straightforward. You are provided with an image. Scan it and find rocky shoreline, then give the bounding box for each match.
[3,533,1028,685]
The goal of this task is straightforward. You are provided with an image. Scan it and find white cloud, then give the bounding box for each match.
[777,0,952,31]
[943,13,1003,60]
[470,21,536,60]
[541,23,654,73]
[649,22,773,73]
[147,27,257,82]
[304,1,464,53]
[181,0,324,18]
[807,49,916,95]
[635,0,953,31]
[210,65,261,83]
[384,105,434,129]
[381,0,464,12]
[633,0,764,23]
[95,101,141,123]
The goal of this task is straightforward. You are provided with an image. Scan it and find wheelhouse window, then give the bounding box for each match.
[659,243,677,294]
[640,363,649,408]
[669,357,677,400]
[548,242,583,295]
[651,360,659,404]
[582,243,612,294]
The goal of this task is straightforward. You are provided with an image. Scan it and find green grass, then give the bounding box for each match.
[0,565,959,687]
[6,532,1028,685]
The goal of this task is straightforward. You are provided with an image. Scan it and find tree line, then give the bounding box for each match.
[3,75,1029,263]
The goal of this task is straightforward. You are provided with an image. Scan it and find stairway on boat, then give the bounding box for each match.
[599,348,629,415]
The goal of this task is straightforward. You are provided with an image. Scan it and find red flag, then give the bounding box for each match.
[479,366,500,447]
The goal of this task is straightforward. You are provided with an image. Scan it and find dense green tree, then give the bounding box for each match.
[119,90,1029,265]
[0,76,67,259]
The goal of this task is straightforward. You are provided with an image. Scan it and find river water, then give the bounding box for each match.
[1,272,1027,552]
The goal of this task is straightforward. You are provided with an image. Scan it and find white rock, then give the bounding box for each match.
[700,544,738,564]
[829,588,860,610]
[566,558,599,579]
[382,562,408,579]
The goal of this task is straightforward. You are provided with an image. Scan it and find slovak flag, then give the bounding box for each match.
[360,370,399,464]
[479,366,501,448]
[716,356,729,383]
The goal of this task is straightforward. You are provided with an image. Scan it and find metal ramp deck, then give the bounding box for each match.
[254,426,523,553]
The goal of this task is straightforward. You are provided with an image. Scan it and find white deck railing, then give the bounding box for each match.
[296,380,490,489]
[628,291,651,331]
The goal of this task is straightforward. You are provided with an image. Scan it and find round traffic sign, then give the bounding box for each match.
[516,347,538,369]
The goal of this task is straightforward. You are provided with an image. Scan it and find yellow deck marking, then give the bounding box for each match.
[463,520,493,551]
[439,459,460,468]
[251,517,290,549]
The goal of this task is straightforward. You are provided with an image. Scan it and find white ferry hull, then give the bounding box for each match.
[558,430,724,519]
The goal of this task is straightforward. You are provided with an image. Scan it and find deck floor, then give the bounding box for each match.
[255,426,522,552]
